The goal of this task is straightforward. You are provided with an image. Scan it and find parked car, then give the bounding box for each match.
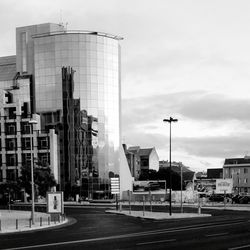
[232,194,250,204]
[208,194,225,202]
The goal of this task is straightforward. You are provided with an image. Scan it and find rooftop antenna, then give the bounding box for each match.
[65,22,68,31]
[58,10,68,31]
[59,10,63,26]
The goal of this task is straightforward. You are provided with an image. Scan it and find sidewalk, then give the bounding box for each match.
[106,209,211,220]
[0,210,68,234]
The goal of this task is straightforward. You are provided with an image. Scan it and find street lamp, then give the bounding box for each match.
[163,117,178,216]
[29,119,37,224]
[180,163,183,213]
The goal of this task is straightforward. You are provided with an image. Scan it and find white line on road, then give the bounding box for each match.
[205,232,228,237]
[136,239,176,246]
[228,244,250,250]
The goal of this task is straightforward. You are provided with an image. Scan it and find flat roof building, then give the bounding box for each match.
[223,156,250,194]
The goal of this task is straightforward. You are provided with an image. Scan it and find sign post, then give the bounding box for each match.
[111,178,120,211]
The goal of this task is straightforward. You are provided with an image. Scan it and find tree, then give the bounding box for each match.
[138,169,158,180]
[19,163,57,198]
[0,181,20,204]
[157,168,181,190]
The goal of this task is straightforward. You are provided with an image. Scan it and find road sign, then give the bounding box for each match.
[111,177,120,194]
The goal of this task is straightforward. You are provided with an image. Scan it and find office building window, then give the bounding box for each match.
[244,168,248,174]
[6,169,17,181]
[22,153,31,166]
[21,137,31,150]
[6,154,17,166]
[5,123,16,135]
[21,122,31,134]
[6,138,17,151]
[38,153,50,165]
[38,137,49,150]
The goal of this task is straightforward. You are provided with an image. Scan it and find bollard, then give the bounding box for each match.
[48,217,50,225]
[119,201,122,212]
[40,217,42,226]
[150,193,152,212]
[129,192,131,215]
[29,218,32,228]
[16,219,18,230]
[198,205,201,214]
[143,196,145,216]
[59,215,61,223]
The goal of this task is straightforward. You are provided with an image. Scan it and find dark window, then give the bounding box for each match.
[21,122,31,134]
[6,154,17,166]
[21,137,31,150]
[22,153,31,166]
[6,169,17,181]
[38,137,49,150]
[5,139,17,151]
[140,157,149,168]
[0,170,2,182]
[5,123,16,135]
[38,153,50,165]
[8,107,16,119]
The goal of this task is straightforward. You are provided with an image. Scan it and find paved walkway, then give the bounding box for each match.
[0,210,67,234]
[106,209,211,219]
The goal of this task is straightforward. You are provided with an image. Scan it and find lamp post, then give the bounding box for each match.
[237,172,240,195]
[180,163,183,213]
[29,119,37,224]
[163,117,178,216]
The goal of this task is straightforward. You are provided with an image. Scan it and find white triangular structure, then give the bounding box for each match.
[119,146,134,198]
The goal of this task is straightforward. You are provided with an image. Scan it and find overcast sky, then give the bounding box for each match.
[1,0,250,171]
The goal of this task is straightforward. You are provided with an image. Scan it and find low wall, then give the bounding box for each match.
[122,190,198,203]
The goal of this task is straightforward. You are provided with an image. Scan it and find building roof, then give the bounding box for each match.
[139,148,154,156]
[224,157,250,165]
[0,56,16,81]
[32,29,123,40]
[127,146,140,153]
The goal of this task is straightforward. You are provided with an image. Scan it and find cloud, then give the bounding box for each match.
[122,92,250,162]
[122,92,250,131]
[174,135,250,158]
[123,130,250,160]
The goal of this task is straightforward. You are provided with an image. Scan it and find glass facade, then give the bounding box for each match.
[33,31,121,185]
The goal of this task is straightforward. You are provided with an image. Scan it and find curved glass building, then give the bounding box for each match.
[15,23,125,198]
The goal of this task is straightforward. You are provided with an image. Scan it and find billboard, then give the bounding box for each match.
[216,179,233,194]
[47,191,64,214]
[132,180,166,194]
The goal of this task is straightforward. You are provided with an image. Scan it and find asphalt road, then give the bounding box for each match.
[1,205,250,250]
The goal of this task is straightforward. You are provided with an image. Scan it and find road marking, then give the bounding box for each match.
[2,220,246,250]
[205,232,228,237]
[136,239,176,246]
[228,244,250,250]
